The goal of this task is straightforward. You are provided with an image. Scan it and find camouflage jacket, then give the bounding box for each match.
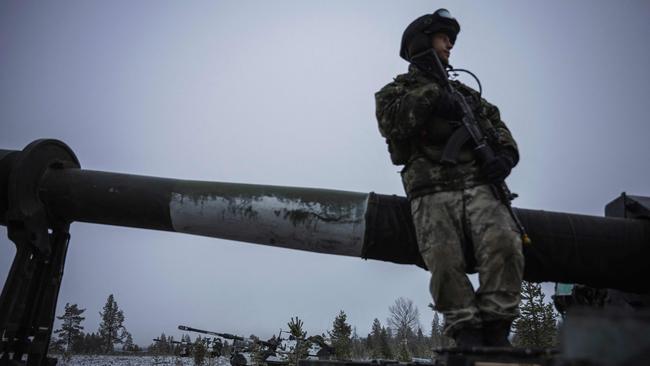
[375,64,518,199]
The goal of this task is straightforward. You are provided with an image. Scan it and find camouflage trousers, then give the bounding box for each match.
[410,184,524,337]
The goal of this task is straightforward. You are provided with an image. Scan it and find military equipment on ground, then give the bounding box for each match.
[153,338,192,357]
[280,331,333,361]
[179,325,245,344]
[178,324,281,366]
[305,335,334,360]
[179,325,280,351]
[152,338,189,346]
[1,139,649,365]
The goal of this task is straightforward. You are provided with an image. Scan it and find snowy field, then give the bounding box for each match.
[52,355,231,366]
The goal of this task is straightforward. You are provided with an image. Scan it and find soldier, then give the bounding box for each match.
[375,9,524,347]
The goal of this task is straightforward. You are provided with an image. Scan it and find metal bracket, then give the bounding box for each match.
[605,192,650,220]
[0,140,79,366]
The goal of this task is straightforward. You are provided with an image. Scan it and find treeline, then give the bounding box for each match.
[49,294,137,355]
[142,302,453,362]
[49,281,558,358]
[148,333,193,355]
[289,282,558,362]
[320,299,453,361]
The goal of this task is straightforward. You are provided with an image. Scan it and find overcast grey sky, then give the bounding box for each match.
[2,1,649,347]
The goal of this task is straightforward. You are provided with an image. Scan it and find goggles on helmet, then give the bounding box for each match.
[422,8,458,35]
[434,8,453,19]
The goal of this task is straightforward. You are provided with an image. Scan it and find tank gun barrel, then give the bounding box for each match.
[2,139,648,365]
[178,325,244,341]
[1,140,649,293]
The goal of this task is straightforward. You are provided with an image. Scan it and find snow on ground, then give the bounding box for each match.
[53,354,231,366]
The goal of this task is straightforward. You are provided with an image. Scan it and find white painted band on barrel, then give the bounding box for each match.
[169,192,368,257]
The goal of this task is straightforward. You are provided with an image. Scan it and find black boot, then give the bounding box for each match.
[453,328,484,348]
[483,320,513,347]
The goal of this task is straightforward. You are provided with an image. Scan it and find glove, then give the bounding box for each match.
[435,91,464,120]
[481,151,515,183]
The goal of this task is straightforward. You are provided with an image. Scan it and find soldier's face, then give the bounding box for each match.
[432,32,453,65]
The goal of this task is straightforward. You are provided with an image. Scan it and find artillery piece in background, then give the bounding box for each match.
[178,325,283,366]
[152,337,192,358]
[0,139,649,365]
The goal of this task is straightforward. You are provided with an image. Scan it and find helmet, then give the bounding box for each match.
[399,9,461,62]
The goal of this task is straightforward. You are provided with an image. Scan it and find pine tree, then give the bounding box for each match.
[287,317,310,366]
[163,333,172,354]
[122,332,135,352]
[369,319,383,358]
[54,303,86,353]
[48,337,65,355]
[328,310,352,360]
[365,334,373,357]
[169,335,176,355]
[182,334,194,356]
[70,333,87,354]
[378,327,393,359]
[98,294,129,353]
[288,316,307,339]
[413,327,425,357]
[350,327,367,360]
[193,336,207,366]
[429,305,452,349]
[152,333,166,354]
[396,338,411,362]
[79,332,104,354]
[430,312,440,349]
[512,282,558,348]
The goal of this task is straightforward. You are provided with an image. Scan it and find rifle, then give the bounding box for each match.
[427,50,531,245]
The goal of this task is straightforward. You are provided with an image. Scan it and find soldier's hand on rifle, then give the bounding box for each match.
[435,90,464,120]
[481,150,516,183]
